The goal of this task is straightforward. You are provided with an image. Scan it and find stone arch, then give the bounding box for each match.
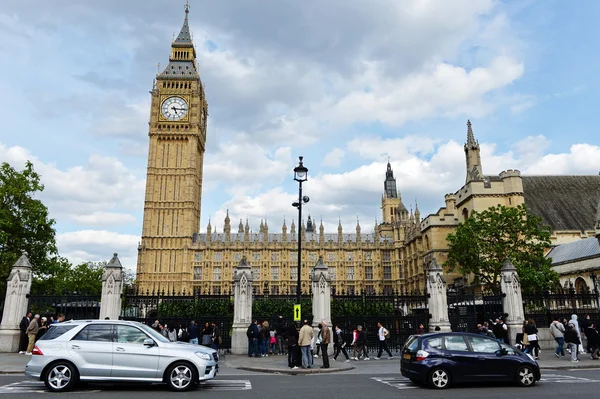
[424,235,430,251]
[575,277,589,294]
[462,208,469,221]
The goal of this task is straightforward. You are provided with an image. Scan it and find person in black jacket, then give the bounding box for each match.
[283,323,299,369]
[565,323,580,362]
[275,316,287,355]
[18,312,32,354]
[524,319,540,359]
[333,325,350,362]
[584,324,599,359]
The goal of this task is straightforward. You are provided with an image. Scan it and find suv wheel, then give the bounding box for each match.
[44,362,78,392]
[429,368,451,389]
[516,365,536,387]
[166,362,197,391]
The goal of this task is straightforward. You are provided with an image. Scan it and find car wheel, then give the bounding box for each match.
[166,362,197,391]
[429,368,451,389]
[516,365,536,387]
[43,362,79,392]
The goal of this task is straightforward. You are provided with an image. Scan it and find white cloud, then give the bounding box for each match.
[71,212,137,226]
[321,148,345,167]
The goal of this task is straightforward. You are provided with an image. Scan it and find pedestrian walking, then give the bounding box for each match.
[524,319,540,360]
[211,322,221,350]
[333,325,350,362]
[275,316,287,355]
[299,319,314,369]
[353,325,369,360]
[25,314,40,355]
[313,323,322,358]
[375,322,394,359]
[565,323,580,363]
[492,317,508,343]
[201,322,213,346]
[283,323,299,369]
[320,320,331,369]
[260,321,270,356]
[569,314,585,354]
[549,317,565,358]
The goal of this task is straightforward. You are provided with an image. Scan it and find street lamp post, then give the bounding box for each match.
[292,157,309,305]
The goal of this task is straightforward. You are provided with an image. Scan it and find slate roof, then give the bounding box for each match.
[546,237,600,265]
[521,175,600,231]
[158,60,198,80]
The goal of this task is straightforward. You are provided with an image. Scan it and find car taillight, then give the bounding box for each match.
[32,346,44,356]
[416,350,429,361]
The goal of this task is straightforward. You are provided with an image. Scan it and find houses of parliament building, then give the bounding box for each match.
[136,7,600,295]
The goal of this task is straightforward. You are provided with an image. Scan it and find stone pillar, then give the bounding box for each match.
[99,253,124,320]
[500,259,525,344]
[311,256,333,355]
[426,259,451,332]
[231,256,253,355]
[0,252,33,353]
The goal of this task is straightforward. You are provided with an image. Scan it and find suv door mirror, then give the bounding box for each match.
[143,338,155,347]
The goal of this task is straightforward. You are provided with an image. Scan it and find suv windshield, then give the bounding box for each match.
[39,324,77,340]
[138,323,170,343]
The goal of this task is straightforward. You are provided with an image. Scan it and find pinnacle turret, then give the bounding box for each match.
[238,219,244,233]
[464,120,483,183]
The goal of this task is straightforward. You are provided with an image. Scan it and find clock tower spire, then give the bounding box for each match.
[136,5,208,293]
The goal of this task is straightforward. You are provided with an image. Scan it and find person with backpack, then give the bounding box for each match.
[375,322,394,360]
[247,320,260,357]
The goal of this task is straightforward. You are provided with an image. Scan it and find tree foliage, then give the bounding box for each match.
[0,161,57,289]
[32,257,104,295]
[445,204,558,294]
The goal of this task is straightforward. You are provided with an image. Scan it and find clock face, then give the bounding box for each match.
[161,96,188,121]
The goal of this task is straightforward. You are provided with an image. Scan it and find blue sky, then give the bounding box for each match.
[0,0,599,271]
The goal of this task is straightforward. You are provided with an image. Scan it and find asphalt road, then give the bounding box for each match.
[1,370,600,398]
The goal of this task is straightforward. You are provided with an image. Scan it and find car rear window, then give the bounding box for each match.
[404,336,419,351]
[423,337,443,350]
[38,324,77,341]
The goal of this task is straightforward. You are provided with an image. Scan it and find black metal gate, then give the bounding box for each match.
[331,292,428,354]
[120,288,234,349]
[252,293,312,326]
[27,293,100,320]
[447,290,478,333]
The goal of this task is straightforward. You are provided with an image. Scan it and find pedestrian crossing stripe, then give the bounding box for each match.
[540,374,600,383]
[371,377,417,390]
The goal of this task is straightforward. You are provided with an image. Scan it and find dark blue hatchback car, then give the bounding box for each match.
[401,332,540,389]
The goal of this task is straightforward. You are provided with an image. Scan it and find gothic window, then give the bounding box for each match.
[383,266,392,280]
[309,252,317,262]
[346,252,354,261]
[327,252,336,262]
[382,251,391,262]
[271,267,280,280]
[270,285,280,295]
[289,253,298,261]
[347,285,355,295]
[346,267,355,280]
[212,286,221,295]
[232,252,242,262]
[462,208,469,221]
[290,267,298,280]
[213,267,222,281]
[365,266,373,280]
[290,286,297,295]
[365,252,372,261]
[252,252,261,261]
[383,285,393,295]
[193,267,202,280]
[251,267,260,280]
[194,252,203,262]
[424,235,430,251]
[271,252,280,261]
[366,285,374,295]
[213,252,223,261]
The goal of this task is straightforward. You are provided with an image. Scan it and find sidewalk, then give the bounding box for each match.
[222,353,355,375]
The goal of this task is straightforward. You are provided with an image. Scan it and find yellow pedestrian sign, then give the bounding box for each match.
[294,304,301,321]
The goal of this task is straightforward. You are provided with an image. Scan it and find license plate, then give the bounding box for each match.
[403,354,411,360]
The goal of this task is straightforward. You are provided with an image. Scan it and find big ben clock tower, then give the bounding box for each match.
[136,4,208,293]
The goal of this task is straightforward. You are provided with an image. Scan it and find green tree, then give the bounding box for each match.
[0,161,57,289]
[32,257,103,296]
[445,204,558,294]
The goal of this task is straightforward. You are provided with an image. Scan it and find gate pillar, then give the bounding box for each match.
[231,256,253,355]
[427,259,451,332]
[500,259,525,344]
[99,253,124,320]
[312,256,333,355]
[0,252,33,353]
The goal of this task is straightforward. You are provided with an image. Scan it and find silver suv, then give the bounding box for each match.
[25,320,218,392]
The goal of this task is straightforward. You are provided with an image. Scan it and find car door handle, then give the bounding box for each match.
[115,347,126,352]
[70,345,81,350]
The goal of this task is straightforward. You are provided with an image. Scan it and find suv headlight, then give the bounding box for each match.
[195,352,212,361]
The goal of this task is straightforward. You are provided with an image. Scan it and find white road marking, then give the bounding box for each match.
[540,374,600,384]
[0,379,252,394]
[371,376,417,390]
